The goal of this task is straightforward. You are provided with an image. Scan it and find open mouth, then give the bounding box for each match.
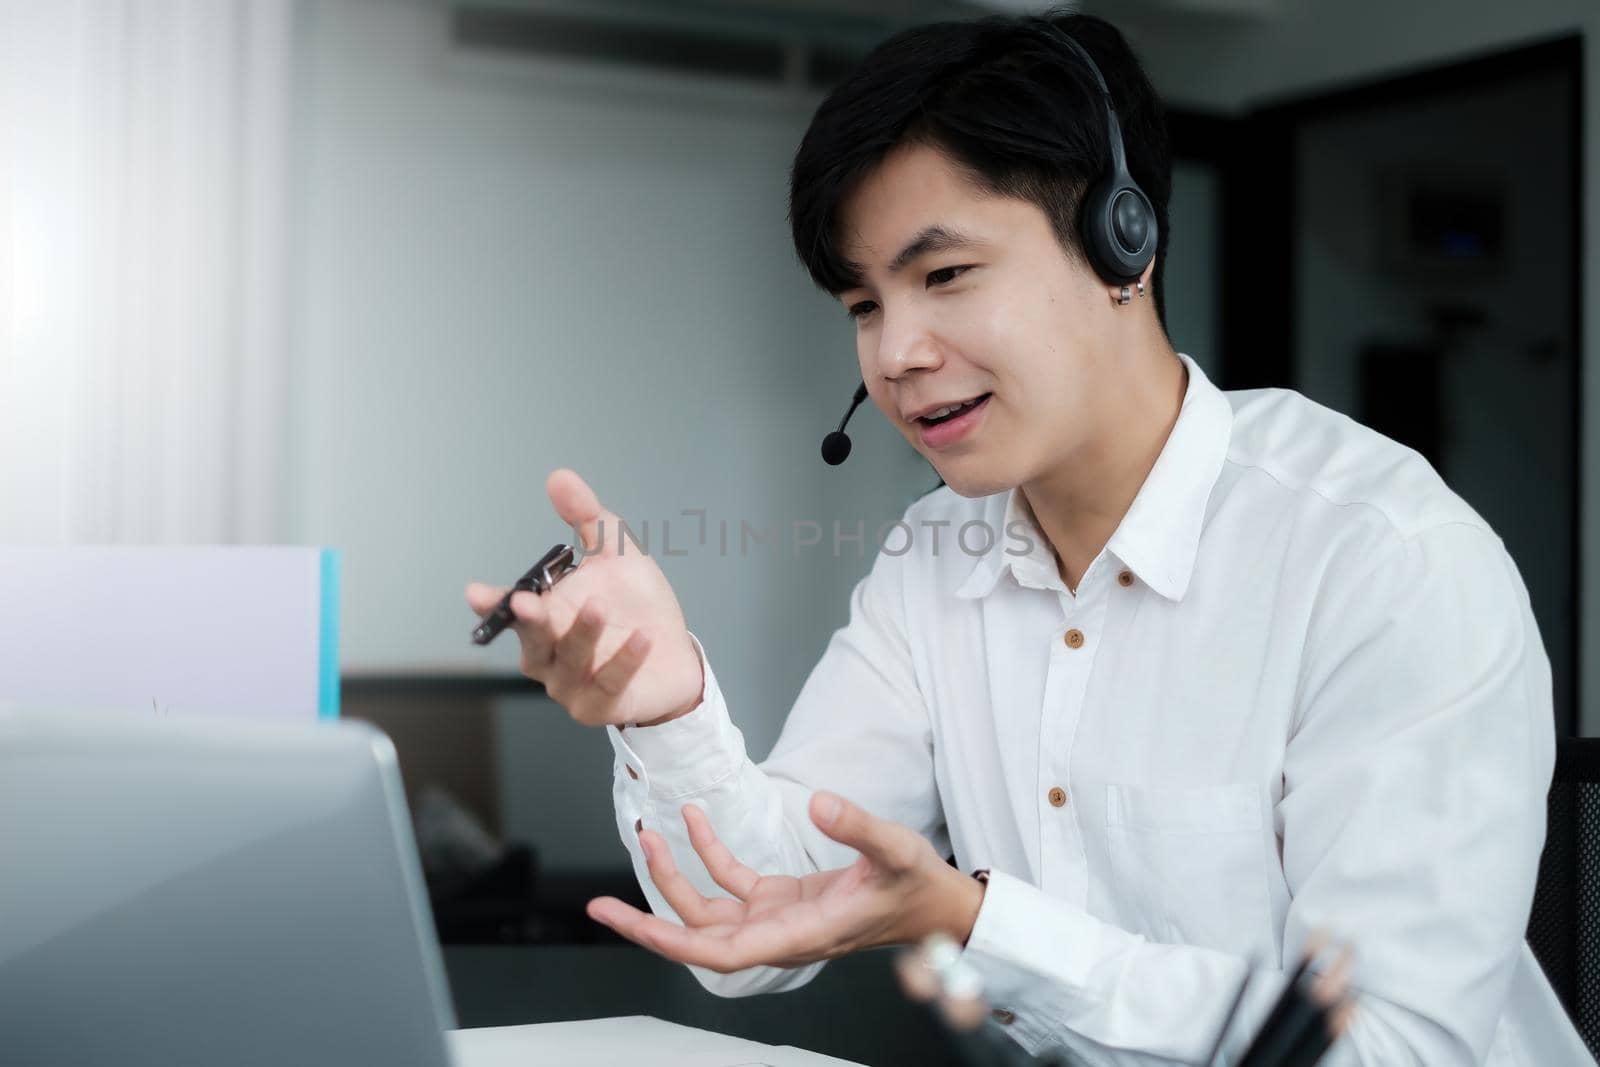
[918,393,992,426]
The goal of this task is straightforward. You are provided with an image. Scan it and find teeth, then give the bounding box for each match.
[922,396,981,421]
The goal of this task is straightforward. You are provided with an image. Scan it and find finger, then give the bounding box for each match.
[586,897,739,949]
[682,804,761,899]
[893,944,942,1003]
[808,791,921,873]
[637,830,744,927]
[546,469,616,557]
[552,596,607,676]
[1310,946,1354,1004]
[586,898,812,974]
[589,630,652,697]
[507,590,560,667]
[508,588,553,628]
[936,983,989,1032]
[657,908,837,972]
[465,582,507,616]
[586,898,736,958]
[1301,930,1329,963]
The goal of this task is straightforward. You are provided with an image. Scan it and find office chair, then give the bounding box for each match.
[1527,736,1600,1058]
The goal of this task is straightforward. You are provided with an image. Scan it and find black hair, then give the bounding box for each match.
[788,11,1172,327]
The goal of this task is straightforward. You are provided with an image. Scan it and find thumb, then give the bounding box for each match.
[809,791,917,873]
[546,468,616,556]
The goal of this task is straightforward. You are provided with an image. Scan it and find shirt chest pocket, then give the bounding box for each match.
[1105,782,1276,958]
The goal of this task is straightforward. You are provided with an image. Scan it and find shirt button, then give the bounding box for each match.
[1063,628,1084,649]
[1048,786,1067,808]
[992,1008,1016,1025]
[1118,569,1134,587]
[625,764,639,780]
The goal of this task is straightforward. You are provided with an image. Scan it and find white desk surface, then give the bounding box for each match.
[449,1015,864,1067]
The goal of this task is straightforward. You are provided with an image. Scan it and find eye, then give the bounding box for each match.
[846,299,879,322]
[927,265,973,287]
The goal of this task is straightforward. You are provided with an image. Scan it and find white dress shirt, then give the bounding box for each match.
[606,354,1592,1065]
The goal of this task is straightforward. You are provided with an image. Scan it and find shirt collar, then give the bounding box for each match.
[955,353,1232,603]
[954,487,1060,599]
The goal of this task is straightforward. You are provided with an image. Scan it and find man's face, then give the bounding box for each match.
[836,142,1119,497]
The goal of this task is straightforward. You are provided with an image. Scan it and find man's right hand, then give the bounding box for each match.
[465,469,704,729]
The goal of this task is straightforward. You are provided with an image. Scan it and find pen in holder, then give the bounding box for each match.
[1229,938,1356,1067]
[896,931,1357,1067]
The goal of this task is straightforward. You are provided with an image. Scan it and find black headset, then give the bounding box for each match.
[822,22,1157,465]
[1040,22,1160,287]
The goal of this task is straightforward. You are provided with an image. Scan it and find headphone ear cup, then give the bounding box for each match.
[1081,178,1158,285]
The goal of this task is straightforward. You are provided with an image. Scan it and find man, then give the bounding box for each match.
[465,12,1589,1064]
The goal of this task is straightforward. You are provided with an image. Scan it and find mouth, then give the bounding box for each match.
[913,393,992,449]
[910,393,992,426]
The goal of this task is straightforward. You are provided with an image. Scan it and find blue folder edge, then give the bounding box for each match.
[318,548,341,719]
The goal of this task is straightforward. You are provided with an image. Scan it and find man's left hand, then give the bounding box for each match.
[586,792,984,973]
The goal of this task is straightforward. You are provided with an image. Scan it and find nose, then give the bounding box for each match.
[872,307,944,383]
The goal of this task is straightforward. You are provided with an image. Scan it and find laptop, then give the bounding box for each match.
[0,710,457,1067]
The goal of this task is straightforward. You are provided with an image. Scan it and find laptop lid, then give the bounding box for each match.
[0,710,456,1067]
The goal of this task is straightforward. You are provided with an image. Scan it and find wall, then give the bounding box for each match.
[287,0,945,866]
[287,0,933,701]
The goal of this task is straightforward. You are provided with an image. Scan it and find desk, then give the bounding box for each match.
[444,944,964,1065]
[450,1016,863,1066]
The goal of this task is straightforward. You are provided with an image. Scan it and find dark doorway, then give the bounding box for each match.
[1197,38,1583,735]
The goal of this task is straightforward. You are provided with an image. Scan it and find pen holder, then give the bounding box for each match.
[893,933,1355,1067]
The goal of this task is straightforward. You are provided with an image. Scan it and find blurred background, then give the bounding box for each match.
[0,0,1592,1062]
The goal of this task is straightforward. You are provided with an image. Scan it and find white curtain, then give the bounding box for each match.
[0,0,295,544]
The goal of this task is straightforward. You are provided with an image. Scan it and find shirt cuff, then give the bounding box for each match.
[959,869,1126,1050]
[605,631,748,800]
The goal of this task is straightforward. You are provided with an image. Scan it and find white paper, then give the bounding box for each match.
[0,546,335,721]
[447,1016,862,1067]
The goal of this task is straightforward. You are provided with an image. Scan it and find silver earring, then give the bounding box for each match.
[1136,281,1146,298]
[1117,286,1131,306]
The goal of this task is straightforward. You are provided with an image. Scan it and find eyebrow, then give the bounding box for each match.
[887,225,982,273]
[832,223,979,294]
[838,223,985,292]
